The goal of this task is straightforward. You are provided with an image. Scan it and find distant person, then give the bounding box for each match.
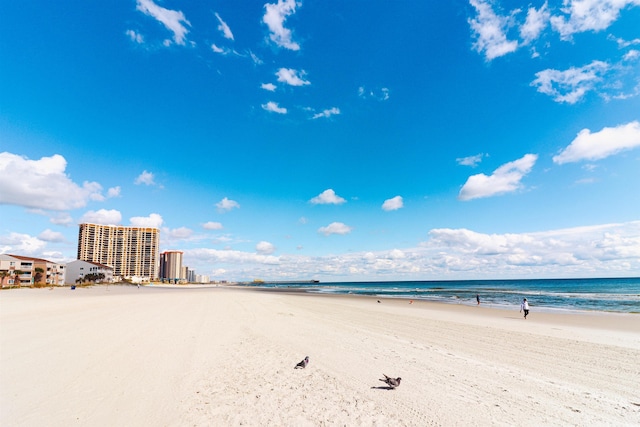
[476,294,480,305]
[520,298,530,319]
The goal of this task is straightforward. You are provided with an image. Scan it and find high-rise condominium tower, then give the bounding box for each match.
[159,250,183,282]
[77,223,159,279]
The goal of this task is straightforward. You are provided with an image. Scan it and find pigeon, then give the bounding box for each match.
[379,374,401,389]
[295,356,309,369]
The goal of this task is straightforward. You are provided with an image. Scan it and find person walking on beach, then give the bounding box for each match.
[520,298,529,319]
[476,294,480,305]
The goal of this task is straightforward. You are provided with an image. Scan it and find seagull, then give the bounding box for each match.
[379,374,401,389]
[295,356,309,369]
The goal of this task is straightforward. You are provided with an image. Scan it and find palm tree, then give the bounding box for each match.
[11,270,24,289]
[0,271,8,288]
[34,267,45,285]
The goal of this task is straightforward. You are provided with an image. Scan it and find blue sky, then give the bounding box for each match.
[1,0,639,281]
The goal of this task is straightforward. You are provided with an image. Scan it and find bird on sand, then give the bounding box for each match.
[295,356,309,369]
[379,374,401,389]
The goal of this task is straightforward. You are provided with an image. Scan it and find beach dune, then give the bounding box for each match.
[1,286,639,426]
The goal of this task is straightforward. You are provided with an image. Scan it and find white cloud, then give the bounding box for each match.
[50,213,74,226]
[519,2,550,45]
[256,241,276,255]
[310,189,346,205]
[0,152,104,211]
[126,29,144,44]
[382,196,404,211]
[134,170,156,186]
[553,121,640,164]
[185,247,280,265]
[0,232,46,255]
[249,51,263,65]
[468,0,519,61]
[180,221,640,281]
[215,12,234,40]
[318,222,352,236]
[276,68,310,86]
[456,153,486,167]
[261,83,277,91]
[262,0,300,50]
[203,221,223,230]
[164,226,193,240]
[136,0,191,46]
[107,186,121,198]
[623,49,640,61]
[37,229,66,243]
[312,107,340,119]
[531,60,609,104]
[459,154,538,201]
[216,197,240,212]
[262,101,287,114]
[129,213,163,228]
[211,44,228,54]
[358,86,390,101]
[550,0,640,40]
[79,209,122,225]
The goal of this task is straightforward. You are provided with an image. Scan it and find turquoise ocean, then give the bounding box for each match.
[249,277,640,313]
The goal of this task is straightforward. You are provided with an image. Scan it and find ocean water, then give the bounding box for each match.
[250,277,640,313]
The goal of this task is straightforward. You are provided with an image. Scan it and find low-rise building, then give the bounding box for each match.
[0,254,65,287]
[65,260,114,285]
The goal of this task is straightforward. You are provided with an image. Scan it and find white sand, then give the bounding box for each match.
[1,285,639,426]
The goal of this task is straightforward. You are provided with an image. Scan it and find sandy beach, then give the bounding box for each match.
[1,285,639,426]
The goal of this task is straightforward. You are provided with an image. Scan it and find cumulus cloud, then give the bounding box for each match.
[136,0,190,46]
[553,121,640,164]
[185,247,280,265]
[458,154,538,201]
[107,186,121,198]
[318,222,352,236]
[550,0,640,40]
[178,221,640,281]
[261,83,277,91]
[256,241,276,255]
[0,152,104,211]
[311,107,340,119]
[531,60,610,104]
[0,232,47,255]
[215,12,234,40]
[262,0,300,50]
[37,229,66,243]
[134,170,156,186]
[129,213,163,228]
[203,221,223,230]
[160,227,193,242]
[216,197,240,212]
[382,196,404,211]
[456,153,486,167]
[262,101,287,114]
[50,213,74,226]
[519,2,550,45]
[310,189,346,205]
[126,29,144,44]
[79,209,122,225]
[468,0,519,61]
[276,68,310,86]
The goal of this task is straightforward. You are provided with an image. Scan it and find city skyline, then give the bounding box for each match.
[1,1,639,281]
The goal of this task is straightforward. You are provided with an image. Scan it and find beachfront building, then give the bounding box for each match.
[0,254,65,287]
[65,260,114,285]
[77,223,159,281]
[159,250,183,283]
